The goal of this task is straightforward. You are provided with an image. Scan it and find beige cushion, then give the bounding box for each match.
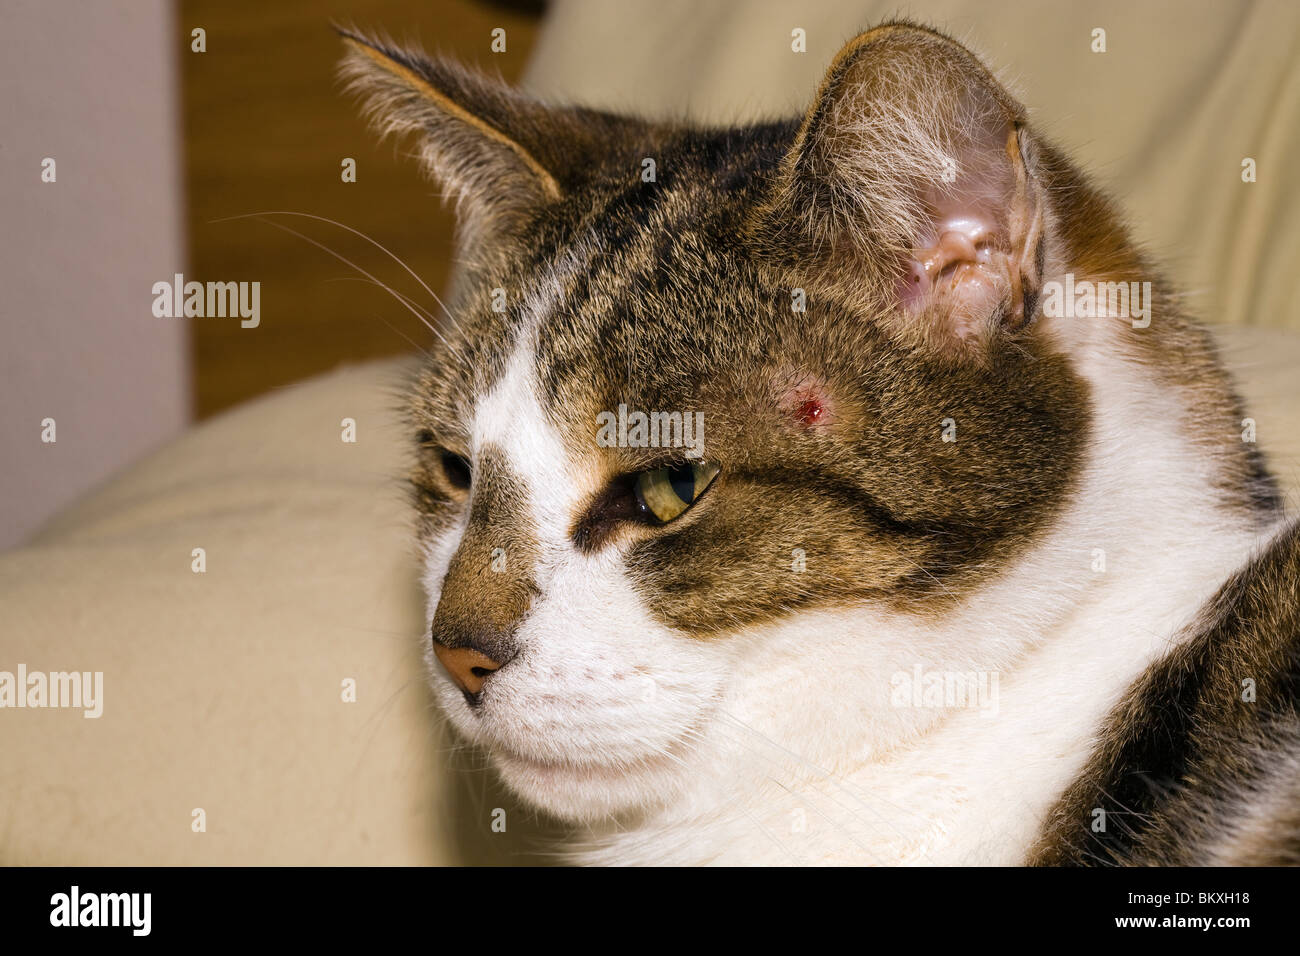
[0,360,549,864]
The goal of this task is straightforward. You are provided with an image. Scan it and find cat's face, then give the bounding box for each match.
[344,24,1093,821]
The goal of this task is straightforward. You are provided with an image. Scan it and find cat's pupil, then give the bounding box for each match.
[668,465,695,502]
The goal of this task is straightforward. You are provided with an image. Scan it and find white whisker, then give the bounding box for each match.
[212,209,467,340]
[230,214,471,368]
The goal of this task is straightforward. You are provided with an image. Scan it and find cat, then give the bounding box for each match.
[340,21,1298,865]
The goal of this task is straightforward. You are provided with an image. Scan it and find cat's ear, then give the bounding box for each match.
[750,23,1048,354]
[339,31,590,240]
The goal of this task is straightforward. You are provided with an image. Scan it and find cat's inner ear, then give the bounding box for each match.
[752,24,1046,349]
[339,31,568,237]
[896,123,1044,343]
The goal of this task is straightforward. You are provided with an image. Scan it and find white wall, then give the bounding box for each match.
[0,0,189,548]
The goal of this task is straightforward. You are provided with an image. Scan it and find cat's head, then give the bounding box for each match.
[339,23,1223,823]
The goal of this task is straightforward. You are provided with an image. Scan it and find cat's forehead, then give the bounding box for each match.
[418,141,807,440]
[514,224,782,450]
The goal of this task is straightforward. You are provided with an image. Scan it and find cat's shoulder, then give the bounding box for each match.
[1030,514,1300,865]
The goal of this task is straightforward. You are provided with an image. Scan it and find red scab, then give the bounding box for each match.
[777,376,837,431]
[794,398,825,427]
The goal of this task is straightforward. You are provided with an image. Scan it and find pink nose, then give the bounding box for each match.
[432,643,504,695]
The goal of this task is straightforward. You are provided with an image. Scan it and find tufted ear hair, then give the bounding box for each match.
[338,30,649,248]
[749,23,1049,354]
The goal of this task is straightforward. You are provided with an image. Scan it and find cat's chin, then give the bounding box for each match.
[427,651,718,822]
[488,744,690,823]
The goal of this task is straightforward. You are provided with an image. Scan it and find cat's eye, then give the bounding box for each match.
[633,462,720,523]
[418,432,472,492]
[439,451,472,491]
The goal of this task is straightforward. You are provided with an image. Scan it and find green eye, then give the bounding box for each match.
[633,462,720,523]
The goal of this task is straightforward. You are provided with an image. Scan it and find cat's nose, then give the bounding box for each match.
[431,641,507,696]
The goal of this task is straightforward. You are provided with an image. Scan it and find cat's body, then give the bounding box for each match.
[341,22,1298,865]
